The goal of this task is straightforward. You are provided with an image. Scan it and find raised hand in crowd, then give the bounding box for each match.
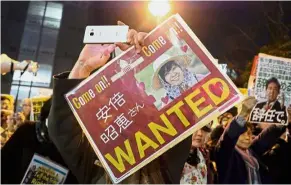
[49,22,146,183]
[215,96,287,184]
[1,54,39,75]
[69,21,148,80]
[237,96,257,120]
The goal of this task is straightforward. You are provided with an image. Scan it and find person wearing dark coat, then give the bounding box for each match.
[261,109,291,184]
[215,97,287,184]
[261,135,291,184]
[47,26,192,184]
[1,99,78,184]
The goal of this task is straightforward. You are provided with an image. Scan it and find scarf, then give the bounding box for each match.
[180,148,208,184]
[160,68,198,99]
[235,146,261,184]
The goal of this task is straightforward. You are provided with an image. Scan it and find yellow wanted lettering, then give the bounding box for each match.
[104,139,136,173]
[104,77,231,173]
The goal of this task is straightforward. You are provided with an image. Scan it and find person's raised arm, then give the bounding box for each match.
[1,54,38,75]
[48,22,147,183]
[69,21,147,80]
[216,97,257,166]
[250,106,291,156]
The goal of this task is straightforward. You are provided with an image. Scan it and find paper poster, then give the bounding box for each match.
[254,53,291,106]
[249,101,288,125]
[248,55,258,96]
[249,53,291,125]
[30,96,50,121]
[21,154,68,184]
[65,14,243,183]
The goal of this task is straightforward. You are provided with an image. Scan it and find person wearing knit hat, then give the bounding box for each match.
[152,54,206,105]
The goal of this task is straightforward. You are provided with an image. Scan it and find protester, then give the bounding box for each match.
[215,96,287,184]
[180,124,217,184]
[260,107,291,184]
[1,94,14,111]
[20,98,32,121]
[207,107,238,149]
[47,21,192,184]
[218,107,237,128]
[1,94,15,147]
[1,98,78,184]
[6,112,25,131]
[0,53,38,75]
[1,96,28,147]
[261,130,291,184]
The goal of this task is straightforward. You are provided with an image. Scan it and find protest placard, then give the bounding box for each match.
[21,154,68,184]
[249,53,290,125]
[249,102,288,125]
[65,14,243,183]
[248,55,258,96]
[30,96,50,121]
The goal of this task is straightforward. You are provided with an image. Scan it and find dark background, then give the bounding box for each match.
[2,1,291,95]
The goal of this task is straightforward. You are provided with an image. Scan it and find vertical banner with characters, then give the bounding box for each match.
[30,96,50,121]
[65,14,243,183]
[249,53,291,125]
[21,154,68,184]
[248,55,258,96]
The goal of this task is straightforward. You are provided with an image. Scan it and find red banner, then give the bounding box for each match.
[248,55,258,96]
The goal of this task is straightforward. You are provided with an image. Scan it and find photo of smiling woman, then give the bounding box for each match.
[152,54,209,108]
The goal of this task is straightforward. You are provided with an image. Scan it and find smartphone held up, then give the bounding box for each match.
[83,25,129,44]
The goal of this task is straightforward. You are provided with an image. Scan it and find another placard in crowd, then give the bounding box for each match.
[249,53,290,125]
[30,96,50,121]
[21,154,68,184]
[248,55,258,96]
[65,14,243,183]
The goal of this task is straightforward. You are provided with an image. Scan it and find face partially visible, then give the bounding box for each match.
[266,82,279,102]
[21,99,31,116]
[236,128,253,149]
[192,129,208,148]
[219,113,234,128]
[1,99,12,110]
[6,115,15,131]
[164,64,184,86]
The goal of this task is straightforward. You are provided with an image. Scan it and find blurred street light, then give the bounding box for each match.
[148,0,170,24]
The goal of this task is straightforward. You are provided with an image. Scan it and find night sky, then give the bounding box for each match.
[2,1,291,70]
[85,1,291,69]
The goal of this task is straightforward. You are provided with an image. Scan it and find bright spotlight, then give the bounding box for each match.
[148,0,170,17]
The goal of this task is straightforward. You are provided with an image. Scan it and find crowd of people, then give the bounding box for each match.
[1,22,291,184]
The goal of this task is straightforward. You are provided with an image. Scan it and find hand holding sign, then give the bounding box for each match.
[239,96,257,119]
[70,22,147,79]
[115,21,147,53]
[65,14,243,183]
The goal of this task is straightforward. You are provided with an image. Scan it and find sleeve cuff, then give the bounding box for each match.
[53,71,85,97]
[226,117,247,139]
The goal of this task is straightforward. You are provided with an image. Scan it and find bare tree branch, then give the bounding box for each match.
[232,24,260,49]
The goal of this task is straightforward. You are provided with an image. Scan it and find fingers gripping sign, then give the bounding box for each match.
[115,21,147,53]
